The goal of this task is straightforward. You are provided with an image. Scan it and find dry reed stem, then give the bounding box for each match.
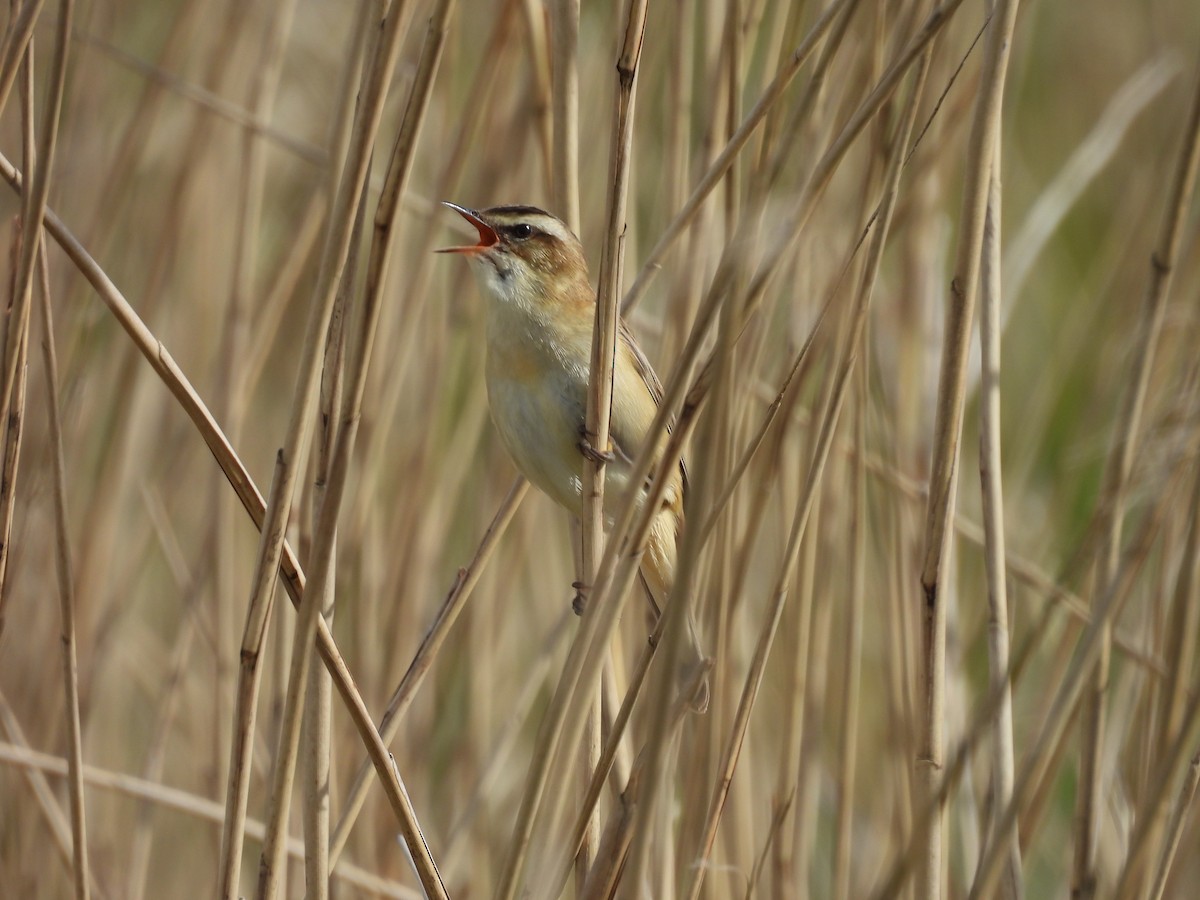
[220,0,414,892]
[0,184,27,636]
[0,0,66,436]
[1145,458,1200,847]
[238,0,408,883]
[0,741,422,900]
[493,252,734,900]
[0,155,430,900]
[441,609,574,878]
[127,488,203,900]
[37,244,88,900]
[552,611,674,895]
[968,472,1179,897]
[832,364,866,900]
[70,3,255,633]
[214,0,300,827]
[255,4,456,897]
[516,0,553,188]
[622,0,853,313]
[74,0,206,243]
[551,0,580,231]
[0,0,65,634]
[576,0,646,887]
[1148,748,1200,900]
[973,155,1022,896]
[0,695,102,897]
[0,0,42,166]
[873,464,1178,898]
[68,24,328,169]
[915,0,1020,895]
[758,0,862,195]
[771,424,820,899]
[1113,672,1200,899]
[1001,57,1178,316]
[862,448,1161,673]
[550,0,586,884]
[328,477,529,865]
[681,44,928,899]
[742,0,966,323]
[685,0,971,558]
[301,171,356,900]
[1074,65,1200,899]
[577,668,703,900]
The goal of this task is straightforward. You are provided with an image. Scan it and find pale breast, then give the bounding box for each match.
[486,368,587,513]
[484,303,655,519]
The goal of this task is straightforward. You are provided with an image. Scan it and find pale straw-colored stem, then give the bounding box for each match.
[38,244,90,900]
[973,157,1022,898]
[681,44,929,900]
[916,0,1021,894]
[0,151,429,900]
[255,3,456,897]
[1074,66,1200,899]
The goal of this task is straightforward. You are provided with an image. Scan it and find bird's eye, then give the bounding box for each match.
[510,223,534,240]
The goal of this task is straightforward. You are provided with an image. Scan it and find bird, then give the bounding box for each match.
[438,201,710,713]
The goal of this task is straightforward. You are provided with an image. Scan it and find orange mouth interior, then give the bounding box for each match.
[437,203,498,254]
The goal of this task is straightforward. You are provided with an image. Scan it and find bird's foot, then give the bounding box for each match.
[572,580,590,615]
[578,433,615,465]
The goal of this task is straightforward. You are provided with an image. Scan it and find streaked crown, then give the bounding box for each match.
[439,203,592,310]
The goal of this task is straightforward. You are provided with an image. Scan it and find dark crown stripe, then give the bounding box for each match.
[484,204,553,218]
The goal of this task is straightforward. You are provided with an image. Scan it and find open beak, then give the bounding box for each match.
[436,202,499,254]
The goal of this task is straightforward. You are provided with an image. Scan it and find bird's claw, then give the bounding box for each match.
[578,434,615,465]
[572,580,589,615]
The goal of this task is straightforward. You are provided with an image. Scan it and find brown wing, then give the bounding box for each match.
[616,319,689,503]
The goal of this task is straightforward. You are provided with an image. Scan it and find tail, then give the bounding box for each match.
[642,508,711,714]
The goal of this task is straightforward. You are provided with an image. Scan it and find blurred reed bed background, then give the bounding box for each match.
[0,0,1198,898]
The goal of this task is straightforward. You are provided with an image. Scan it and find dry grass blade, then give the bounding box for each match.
[0,153,429,900]
[973,162,1022,897]
[255,3,456,897]
[0,0,43,156]
[681,43,929,900]
[4,2,1198,896]
[1075,65,1200,899]
[621,0,854,313]
[0,741,422,899]
[494,5,649,893]
[37,244,89,900]
[328,477,528,865]
[0,0,66,435]
[0,216,27,635]
[575,0,645,886]
[1148,749,1200,900]
[550,0,580,230]
[916,0,1021,895]
[0,695,102,897]
[970,479,1180,897]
